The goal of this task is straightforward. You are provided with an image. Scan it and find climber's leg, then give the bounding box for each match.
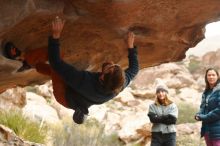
[51,68,69,108]
[35,62,68,107]
[26,47,68,107]
[25,46,65,67]
[24,47,48,67]
[35,63,51,76]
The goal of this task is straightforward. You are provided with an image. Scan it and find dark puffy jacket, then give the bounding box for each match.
[48,37,139,114]
[198,82,220,139]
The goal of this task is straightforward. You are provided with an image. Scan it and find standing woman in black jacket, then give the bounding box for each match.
[195,68,220,146]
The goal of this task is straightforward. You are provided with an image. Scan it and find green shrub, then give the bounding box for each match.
[0,110,47,143]
[177,102,199,124]
[25,86,37,93]
[50,118,123,146]
[187,58,201,74]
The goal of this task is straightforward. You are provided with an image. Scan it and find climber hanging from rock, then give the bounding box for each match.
[3,16,139,124]
[46,16,139,124]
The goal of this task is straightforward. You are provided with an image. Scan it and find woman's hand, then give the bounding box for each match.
[195,115,201,121]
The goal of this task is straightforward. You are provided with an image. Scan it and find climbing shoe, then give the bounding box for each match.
[4,42,21,60]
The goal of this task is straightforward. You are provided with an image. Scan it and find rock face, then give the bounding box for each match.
[0,59,206,145]
[0,87,26,109]
[202,48,220,69]
[1,0,220,92]
[0,124,43,146]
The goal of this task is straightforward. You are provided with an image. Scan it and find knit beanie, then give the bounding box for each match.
[155,78,169,93]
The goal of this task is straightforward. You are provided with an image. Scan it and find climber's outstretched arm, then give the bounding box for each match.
[48,16,85,90]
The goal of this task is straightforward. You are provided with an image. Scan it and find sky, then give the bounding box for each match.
[185,21,220,57]
[205,21,220,37]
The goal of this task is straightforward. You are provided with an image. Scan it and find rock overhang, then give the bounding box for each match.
[0,0,220,92]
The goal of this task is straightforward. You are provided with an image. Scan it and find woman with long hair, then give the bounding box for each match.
[195,68,220,146]
[148,79,178,146]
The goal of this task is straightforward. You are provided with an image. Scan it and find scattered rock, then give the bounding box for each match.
[0,124,43,146]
